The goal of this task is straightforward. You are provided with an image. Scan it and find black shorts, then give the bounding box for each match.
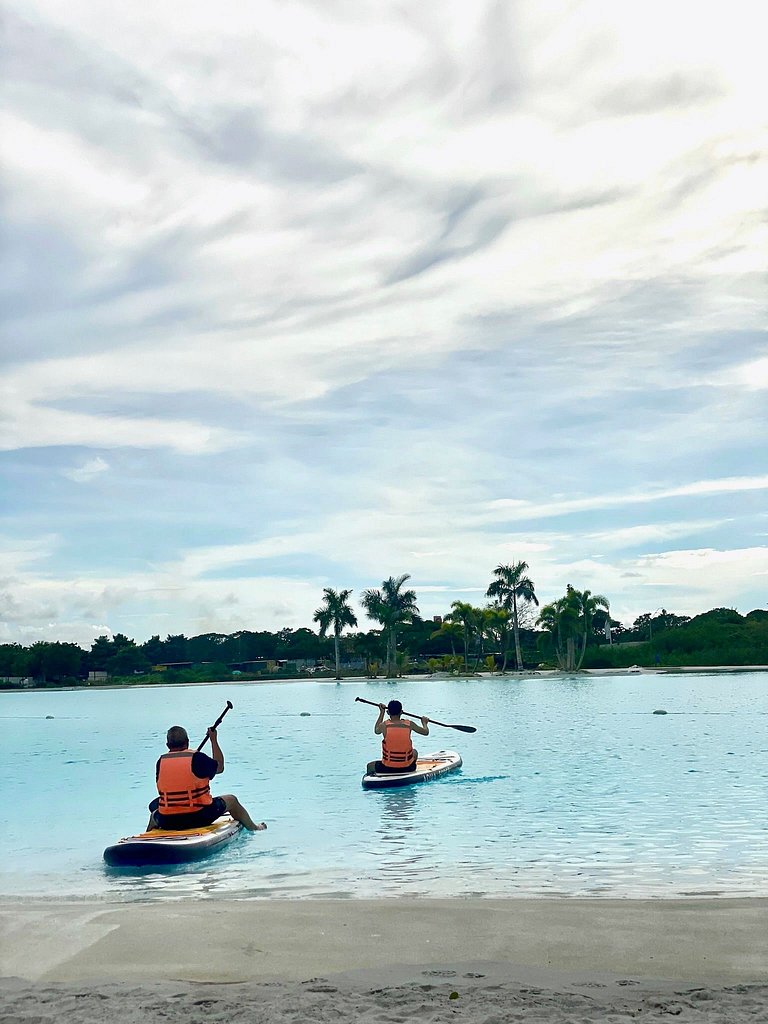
[372,759,417,774]
[149,795,227,830]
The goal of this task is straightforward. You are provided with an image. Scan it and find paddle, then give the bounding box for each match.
[354,696,477,733]
[196,700,233,752]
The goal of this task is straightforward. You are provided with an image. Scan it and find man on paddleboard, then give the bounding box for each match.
[367,699,429,775]
[147,725,267,832]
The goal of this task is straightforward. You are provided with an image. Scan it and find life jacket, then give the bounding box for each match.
[156,750,213,814]
[381,718,415,768]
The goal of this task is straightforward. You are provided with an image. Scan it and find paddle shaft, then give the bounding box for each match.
[354,696,476,733]
[196,700,233,752]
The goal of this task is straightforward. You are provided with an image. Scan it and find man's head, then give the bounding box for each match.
[166,726,189,750]
[386,700,402,717]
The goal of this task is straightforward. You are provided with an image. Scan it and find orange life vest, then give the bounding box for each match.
[381,718,415,768]
[156,750,213,814]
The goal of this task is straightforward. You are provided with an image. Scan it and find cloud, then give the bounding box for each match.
[61,456,110,483]
[485,476,768,524]
[0,0,765,644]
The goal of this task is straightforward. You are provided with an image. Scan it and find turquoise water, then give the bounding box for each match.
[1,674,766,901]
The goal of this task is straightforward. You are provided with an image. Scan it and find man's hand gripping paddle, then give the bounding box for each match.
[196,700,233,752]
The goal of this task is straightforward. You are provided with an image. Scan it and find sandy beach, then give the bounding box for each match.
[1,898,766,1021]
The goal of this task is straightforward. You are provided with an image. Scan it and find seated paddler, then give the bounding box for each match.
[367,699,429,775]
[147,725,266,832]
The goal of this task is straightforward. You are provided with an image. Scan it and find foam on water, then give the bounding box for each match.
[1,673,766,900]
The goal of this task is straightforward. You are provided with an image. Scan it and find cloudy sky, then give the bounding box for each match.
[2,1,766,647]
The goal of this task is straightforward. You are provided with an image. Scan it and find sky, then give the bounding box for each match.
[1,0,766,648]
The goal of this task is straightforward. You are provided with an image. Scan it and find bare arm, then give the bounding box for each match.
[409,716,430,737]
[373,703,387,735]
[207,728,225,773]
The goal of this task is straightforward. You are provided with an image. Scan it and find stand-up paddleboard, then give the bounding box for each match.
[362,750,462,789]
[103,814,243,867]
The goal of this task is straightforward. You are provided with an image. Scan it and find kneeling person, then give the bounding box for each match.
[147,725,266,832]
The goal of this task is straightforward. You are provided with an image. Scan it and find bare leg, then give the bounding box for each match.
[221,794,267,831]
[145,811,159,832]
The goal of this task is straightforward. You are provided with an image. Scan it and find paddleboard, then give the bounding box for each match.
[103,814,243,867]
[362,749,462,789]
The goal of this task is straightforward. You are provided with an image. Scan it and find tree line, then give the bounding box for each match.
[1,561,766,685]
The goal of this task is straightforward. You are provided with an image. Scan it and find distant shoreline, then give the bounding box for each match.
[2,664,768,695]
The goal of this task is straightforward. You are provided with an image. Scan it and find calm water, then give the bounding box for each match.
[1,674,766,901]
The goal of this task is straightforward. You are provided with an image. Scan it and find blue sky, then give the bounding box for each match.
[2,1,766,647]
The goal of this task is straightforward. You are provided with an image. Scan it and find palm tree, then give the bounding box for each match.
[446,601,478,672]
[480,605,511,670]
[537,585,609,671]
[361,574,419,678]
[574,588,610,669]
[537,593,580,670]
[486,561,539,670]
[430,619,463,656]
[313,588,358,680]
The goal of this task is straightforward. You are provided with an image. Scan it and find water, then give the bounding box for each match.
[1,674,766,901]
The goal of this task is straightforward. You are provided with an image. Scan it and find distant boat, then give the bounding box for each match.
[627,665,642,674]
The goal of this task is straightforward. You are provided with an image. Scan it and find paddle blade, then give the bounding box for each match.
[452,725,477,733]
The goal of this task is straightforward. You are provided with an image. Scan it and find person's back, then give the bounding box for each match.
[147,725,267,832]
[367,699,429,775]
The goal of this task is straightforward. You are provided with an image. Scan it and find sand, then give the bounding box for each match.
[1,898,766,1022]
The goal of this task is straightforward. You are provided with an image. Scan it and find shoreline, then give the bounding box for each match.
[2,897,766,984]
[3,664,768,695]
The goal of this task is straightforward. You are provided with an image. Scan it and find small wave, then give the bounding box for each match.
[451,774,509,784]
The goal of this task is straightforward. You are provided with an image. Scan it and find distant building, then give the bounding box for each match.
[88,671,108,683]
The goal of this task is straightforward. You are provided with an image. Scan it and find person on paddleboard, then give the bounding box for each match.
[367,699,429,775]
[146,725,267,832]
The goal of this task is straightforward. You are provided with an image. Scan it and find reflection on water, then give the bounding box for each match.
[376,788,419,837]
[2,673,767,900]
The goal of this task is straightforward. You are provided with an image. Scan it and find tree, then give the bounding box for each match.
[538,585,609,671]
[480,606,511,669]
[446,601,478,672]
[349,630,385,676]
[27,641,83,683]
[575,588,610,667]
[0,643,32,678]
[537,592,581,670]
[313,588,358,679]
[486,561,539,670]
[361,574,419,678]
[429,619,463,656]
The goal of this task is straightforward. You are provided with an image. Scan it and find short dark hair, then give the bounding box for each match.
[386,700,402,716]
[166,726,189,750]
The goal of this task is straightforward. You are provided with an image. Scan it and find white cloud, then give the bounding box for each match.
[1,0,766,643]
[61,456,110,483]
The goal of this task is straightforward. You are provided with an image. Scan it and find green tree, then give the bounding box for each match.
[486,561,539,670]
[361,574,419,678]
[575,588,610,667]
[538,585,609,670]
[28,641,83,683]
[480,605,511,668]
[429,619,463,656]
[0,643,32,678]
[446,601,479,672]
[349,630,385,675]
[537,591,581,670]
[313,588,358,679]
